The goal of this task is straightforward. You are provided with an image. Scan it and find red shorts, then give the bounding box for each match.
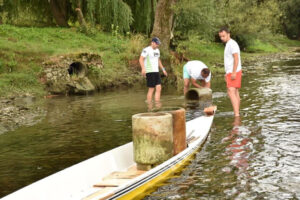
[226,70,242,88]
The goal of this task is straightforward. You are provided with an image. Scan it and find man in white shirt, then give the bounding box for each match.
[139,37,168,105]
[219,27,242,117]
[183,60,211,95]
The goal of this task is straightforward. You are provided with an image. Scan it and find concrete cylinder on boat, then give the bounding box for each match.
[132,112,173,170]
[185,88,212,101]
[156,107,186,155]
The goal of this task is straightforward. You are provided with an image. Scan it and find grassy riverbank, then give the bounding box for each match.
[0,25,299,98]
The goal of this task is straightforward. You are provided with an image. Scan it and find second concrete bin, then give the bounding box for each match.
[132,112,173,170]
[156,107,186,155]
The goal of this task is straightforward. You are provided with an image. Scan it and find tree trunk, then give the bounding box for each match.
[49,0,69,27]
[75,1,87,32]
[151,0,176,51]
[76,8,87,31]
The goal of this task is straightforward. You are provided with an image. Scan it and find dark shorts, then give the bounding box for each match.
[146,72,161,88]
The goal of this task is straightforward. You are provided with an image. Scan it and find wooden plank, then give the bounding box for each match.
[103,170,145,180]
[82,187,115,200]
[93,179,131,187]
[187,136,200,144]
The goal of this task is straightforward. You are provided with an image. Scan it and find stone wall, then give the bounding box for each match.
[42,53,103,95]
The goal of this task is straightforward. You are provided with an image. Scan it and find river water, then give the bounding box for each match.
[0,53,299,199]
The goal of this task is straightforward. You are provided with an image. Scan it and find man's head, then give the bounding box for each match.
[201,68,210,79]
[151,37,161,49]
[218,27,231,43]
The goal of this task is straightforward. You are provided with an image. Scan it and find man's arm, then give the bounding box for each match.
[139,56,146,77]
[191,78,202,88]
[231,53,239,80]
[199,80,211,88]
[159,59,167,76]
[204,81,211,88]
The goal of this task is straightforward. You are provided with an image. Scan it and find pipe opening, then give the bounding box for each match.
[68,62,86,77]
[185,90,199,100]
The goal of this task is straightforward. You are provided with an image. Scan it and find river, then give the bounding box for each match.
[0,52,299,199]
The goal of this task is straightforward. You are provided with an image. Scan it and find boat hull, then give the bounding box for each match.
[1,114,214,200]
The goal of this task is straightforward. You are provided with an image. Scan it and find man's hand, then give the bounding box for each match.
[163,70,168,76]
[231,72,236,80]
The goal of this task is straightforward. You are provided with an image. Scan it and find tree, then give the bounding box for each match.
[151,0,176,50]
[280,0,300,39]
[124,0,157,35]
[86,0,133,33]
[49,0,69,27]
[0,0,133,33]
[173,0,217,41]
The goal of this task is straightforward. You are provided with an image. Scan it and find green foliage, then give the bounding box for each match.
[173,0,217,41]
[125,0,156,34]
[173,0,285,50]
[218,0,281,34]
[0,0,55,26]
[87,0,133,33]
[0,72,44,96]
[280,0,300,39]
[123,34,146,61]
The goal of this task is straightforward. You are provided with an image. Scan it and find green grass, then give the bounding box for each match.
[0,25,299,98]
[0,25,146,97]
[246,39,279,53]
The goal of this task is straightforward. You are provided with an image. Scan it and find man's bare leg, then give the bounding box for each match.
[236,89,240,112]
[154,84,161,102]
[227,87,240,117]
[147,88,155,103]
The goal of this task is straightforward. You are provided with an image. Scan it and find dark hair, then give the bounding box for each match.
[202,68,210,76]
[219,27,230,33]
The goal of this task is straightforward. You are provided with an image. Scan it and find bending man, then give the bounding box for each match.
[183,60,211,95]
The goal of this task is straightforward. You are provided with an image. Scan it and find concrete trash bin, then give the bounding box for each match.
[132,112,173,170]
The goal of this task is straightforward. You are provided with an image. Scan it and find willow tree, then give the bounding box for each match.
[0,0,55,26]
[151,0,176,50]
[125,0,157,34]
[87,0,133,33]
[0,0,133,32]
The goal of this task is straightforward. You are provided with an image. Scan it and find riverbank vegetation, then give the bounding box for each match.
[0,0,299,97]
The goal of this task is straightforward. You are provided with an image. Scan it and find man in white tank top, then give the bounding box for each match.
[219,27,242,117]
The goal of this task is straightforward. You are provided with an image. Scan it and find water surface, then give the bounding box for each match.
[0,54,299,199]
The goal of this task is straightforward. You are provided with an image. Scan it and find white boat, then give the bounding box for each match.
[1,112,215,200]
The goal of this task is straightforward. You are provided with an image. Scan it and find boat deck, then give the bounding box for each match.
[83,136,197,200]
[83,165,146,200]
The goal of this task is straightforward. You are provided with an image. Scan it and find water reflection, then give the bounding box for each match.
[222,117,253,198]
